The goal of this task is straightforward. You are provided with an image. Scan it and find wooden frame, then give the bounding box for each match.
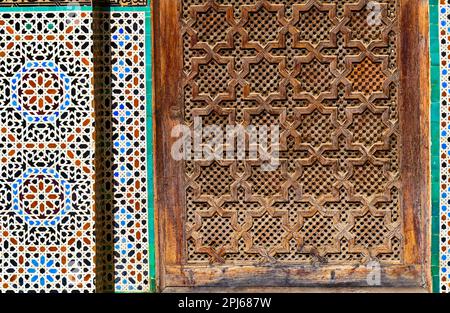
[153,0,431,292]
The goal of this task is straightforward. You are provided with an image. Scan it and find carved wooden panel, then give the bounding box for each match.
[154,0,429,290]
[182,0,401,266]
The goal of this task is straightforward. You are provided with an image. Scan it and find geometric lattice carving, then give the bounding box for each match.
[183,0,402,266]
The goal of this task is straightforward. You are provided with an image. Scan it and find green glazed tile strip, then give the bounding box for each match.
[0,5,149,12]
[145,4,156,293]
[429,0,440,293]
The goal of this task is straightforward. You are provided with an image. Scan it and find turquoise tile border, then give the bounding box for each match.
[430,0,440,293]
[0,5,94,12]
[145,4,156,293]
[0,5,149,12]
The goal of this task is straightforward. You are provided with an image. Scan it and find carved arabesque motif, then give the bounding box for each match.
[182,0,402,266]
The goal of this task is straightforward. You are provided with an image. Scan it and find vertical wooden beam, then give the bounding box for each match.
[398,0,430,289]
[153,0,185,291]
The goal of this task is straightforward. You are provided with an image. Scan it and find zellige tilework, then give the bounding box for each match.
[438,0,450,294]
[110,11,150,292]
[93,9,151,292]
[0,6,152,292]
[0,11,95,292]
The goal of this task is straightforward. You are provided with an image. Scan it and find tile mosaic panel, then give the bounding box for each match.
[0,7,152,293]
[439,0,450,294]
[110,11,150,292]
[0,11,95,292]
[94,10,151,292]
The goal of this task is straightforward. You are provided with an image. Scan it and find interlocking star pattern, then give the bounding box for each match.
[182,0,402,265]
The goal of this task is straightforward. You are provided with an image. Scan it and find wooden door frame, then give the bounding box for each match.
[152,0,431,292]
